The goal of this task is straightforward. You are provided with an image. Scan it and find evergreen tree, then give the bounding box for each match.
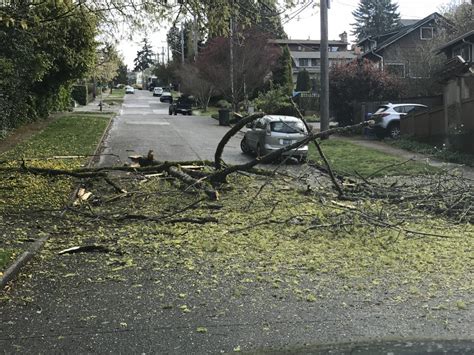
[351,0,401,41]
[133,37,154,72]
[256,0,287,38]
[272,45,293,95]
[295,69,310,92]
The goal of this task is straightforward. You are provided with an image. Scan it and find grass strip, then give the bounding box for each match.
[309,138,438,177]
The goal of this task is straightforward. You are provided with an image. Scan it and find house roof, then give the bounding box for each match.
[436,29,474,54]
[270,39,349,46]
[290,51,357,59]
[362,12,447,56]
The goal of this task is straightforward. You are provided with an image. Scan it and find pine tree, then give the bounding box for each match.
[272,45,293,95]
[295,69,311,92]
[133,37,154,72]
[351,0,401,42]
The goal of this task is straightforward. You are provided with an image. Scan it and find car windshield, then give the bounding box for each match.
[270,121,306,134]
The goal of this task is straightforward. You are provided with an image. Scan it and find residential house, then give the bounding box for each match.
[270,33,357,87]
[358,13,449,83]
[401,30,473,153]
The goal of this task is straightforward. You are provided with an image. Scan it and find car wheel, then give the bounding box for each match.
[388,122,401,139]
[174,111,177,115]
[240,137,251,154]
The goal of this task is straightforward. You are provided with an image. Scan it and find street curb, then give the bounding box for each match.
[0,111,118,290]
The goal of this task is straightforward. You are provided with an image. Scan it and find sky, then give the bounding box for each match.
[118,0,456,68]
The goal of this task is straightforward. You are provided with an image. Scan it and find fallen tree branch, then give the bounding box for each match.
[290,97,344,196]
[168,166,219,200]
[209,121,372,184]
[214,112,265,170]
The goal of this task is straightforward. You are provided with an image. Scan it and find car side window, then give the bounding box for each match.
[404,106,414,113]
[255,119,265,129]
[393,106,404,113]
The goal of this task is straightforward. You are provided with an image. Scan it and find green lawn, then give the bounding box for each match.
[309,138,438,177]
[102,88,125,104]
[0,113,112,271]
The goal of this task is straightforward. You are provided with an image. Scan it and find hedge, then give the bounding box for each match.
[71,85,88,105]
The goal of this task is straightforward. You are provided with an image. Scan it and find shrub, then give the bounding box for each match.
[71,85,88,105]
[216,99,231,109]
[254,86,300,116]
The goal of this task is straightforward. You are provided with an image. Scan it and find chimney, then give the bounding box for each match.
[339,31,348,43]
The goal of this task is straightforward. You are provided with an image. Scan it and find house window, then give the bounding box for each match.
[299,58,309,67]
[311,58,320,67]
[453,44,471,61]
[420,27,433,40]
[385,63,405,78]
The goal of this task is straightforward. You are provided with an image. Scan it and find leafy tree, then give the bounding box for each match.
[176,64,216,111]
[114,63,129,85]
[295,69,311,92]
[351,0,401,41]
[133,37,154,72]
[152,62,179,88]
[441,1,474,37]
[0,0,97,130]
[329,59,401,126]
[93,43,121,86]
[272,45,293,95]
[195,27,280,109]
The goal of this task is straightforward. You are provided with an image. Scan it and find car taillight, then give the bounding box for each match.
[381,112,390,117]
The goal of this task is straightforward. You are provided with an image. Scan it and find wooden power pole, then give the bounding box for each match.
[320,0,330,132]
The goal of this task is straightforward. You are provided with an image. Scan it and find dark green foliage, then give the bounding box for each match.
[114,64,128,85]
[255,86,298,116]
[0,1,96,133]
[295,69,311,92]
[133,37,154,72]
[329,59,401,126]
[351,0,401,41]
[71,85,89,105]
[272,45,293,95]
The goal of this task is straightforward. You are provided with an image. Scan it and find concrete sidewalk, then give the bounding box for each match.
[335,135,474,181]
[73,91,121,114]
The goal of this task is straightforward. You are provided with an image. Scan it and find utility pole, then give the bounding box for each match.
[229,1,235,111]
[180,22,185,65]
[193,14,198,61]
[320,0,330,132]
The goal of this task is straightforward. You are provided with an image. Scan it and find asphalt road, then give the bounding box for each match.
[99,89,250,167]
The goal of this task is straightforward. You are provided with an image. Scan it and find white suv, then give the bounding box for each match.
[371,103,428,138]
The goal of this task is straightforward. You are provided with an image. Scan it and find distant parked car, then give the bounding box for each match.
[125,86,135,94]
[153,87,163,97]
[160,92,173,103]
[241,115,308,163]
[370,103,428,138]
[169,96,193,115]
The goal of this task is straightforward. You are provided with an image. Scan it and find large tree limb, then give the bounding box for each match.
[209,121,372,184]
[168,166,219,200]
[214,112,265,170]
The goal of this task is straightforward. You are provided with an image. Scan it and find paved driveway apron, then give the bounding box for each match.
[100,90,249,167]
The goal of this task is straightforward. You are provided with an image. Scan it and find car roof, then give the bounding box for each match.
[388,103,428,107]
[264,115,302,122]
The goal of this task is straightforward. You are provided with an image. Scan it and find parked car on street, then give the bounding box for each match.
[370,103,428,138]
[169,96,193,115]
[241,115,309,163]
[125,86,135,94]
[160,92,173,103]
[153,87,163,97]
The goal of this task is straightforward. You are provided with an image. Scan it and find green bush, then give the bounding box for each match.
[254,86,300,116]
[71,85,88,105]
[216,99,231,109]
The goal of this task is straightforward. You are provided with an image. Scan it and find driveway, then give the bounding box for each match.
[99,90,250,167]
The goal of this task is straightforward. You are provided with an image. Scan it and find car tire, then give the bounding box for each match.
[174,111,177,115]
[388,122,401,139]
[240,138,251,154]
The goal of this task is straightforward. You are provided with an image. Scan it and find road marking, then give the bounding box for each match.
[123,104,150,108]
[126,121,170,125]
